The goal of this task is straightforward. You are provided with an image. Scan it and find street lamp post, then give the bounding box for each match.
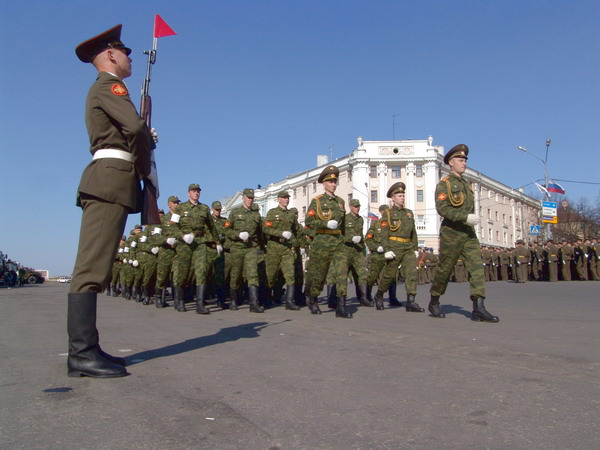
[517,139,552,240]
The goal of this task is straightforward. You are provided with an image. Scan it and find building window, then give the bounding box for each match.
[502,213,506,224]
[487,209,491,219]
[496,230,500,242]
[369,165,377,178]
[417,190,423,202]
[489,228,493,241]
[504,231,508,244]
[347,194,352,204]
[302,186,307,196]
[417,215,425,224]
[370,190,378,203]
[312,182,317,193]
[495,211,498,221]
[415,164,423,177]
[479,206,482,217]
[293,189,297,199]
[391,166,401,178]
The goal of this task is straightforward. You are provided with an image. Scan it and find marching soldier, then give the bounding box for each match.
[224,188,264,313]
[152,198,180,308]
[428,144,499,322]
[304,166,351,318]
[589,238,599,280]
[137,225,159,304]
[263,190,301,311]
[559,239,573,281]
[513,240,530,283]
[343,199,373,307]
[373,182,423,312]
[574,239,588,281]
[210,201,230,309]
[532,242,544,281]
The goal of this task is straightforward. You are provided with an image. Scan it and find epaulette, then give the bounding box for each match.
[441,176,449,182]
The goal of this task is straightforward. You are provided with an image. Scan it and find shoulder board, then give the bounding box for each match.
[441,176,450,182]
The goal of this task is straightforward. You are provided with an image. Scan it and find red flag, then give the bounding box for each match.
[153,14,176,38]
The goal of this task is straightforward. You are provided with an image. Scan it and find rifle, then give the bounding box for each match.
[140,43,160,226]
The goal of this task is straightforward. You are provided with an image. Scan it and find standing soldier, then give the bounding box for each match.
[373,182,423,312]
[263,191,301,310]
[498,248,509,281]
[210,201,230,309]
[224,188,264,313]
[152,197,180,308]
[559,239,573,281]
[532,242,544,281]
[482,246,492,281]
[489,247,499,281]
[545,239,559,282]
[69,24,157,378]
[304,166,351,318]
[428,144,499,322]
[574,239,588,281]
[342,199,373,307]
[513,240,530,283]
[171,184,221,314]
[589,238,599,280]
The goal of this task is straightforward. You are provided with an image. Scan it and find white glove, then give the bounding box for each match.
[166,237,176,246]
[466,214,480,226]
[170,213,180,223]
[152,227,162,235]
[352,236,361,244]
[216,244,223,254]
[150,127,159,144]
[326,220,338,230]
[130,241,137,248]
[132,260,139,267]
[128,259,133,264]
[385,251,396,260]
[282,231,292,240]
[151,247,159,255]
[377,246,384,253]
[300,248,306,256]
[239,231,249,241]
[118,248,123,253]
[415,251,419,258]
[183,233,194,245]
[124,247,129,253]
[140,235,147,243]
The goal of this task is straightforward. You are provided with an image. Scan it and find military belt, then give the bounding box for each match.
[92,148,134,163]
[389,236,411,243]
[316,229,341,235]
[268,236,288,244]
[204,242,217,249]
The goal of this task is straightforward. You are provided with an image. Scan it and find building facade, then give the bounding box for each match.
[223,137,541,251]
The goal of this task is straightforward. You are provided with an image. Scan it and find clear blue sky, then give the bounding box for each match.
[1,0,599,275]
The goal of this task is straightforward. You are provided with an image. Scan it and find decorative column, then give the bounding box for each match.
[423,160,438,234]
[350,139,370,234]
[378,162,388,207]
[405,161,416,211]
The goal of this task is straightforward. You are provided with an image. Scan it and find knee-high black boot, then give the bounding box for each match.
[174,286,186,312]
[357,284,373,307]
[249,285,264,313]
[335,296,353,318]
[195,285,210,314]
[67,292,128,378]
[388,283,401,306]
[284,285,300,310]
[327,284,337,309]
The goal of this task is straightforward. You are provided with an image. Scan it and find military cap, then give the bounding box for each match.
[212,201,222,210]
[168,195,180,203]
[134,224,142,230]
[516,239,525,245]
[387,181,406,198]
[277,190,290,198]
[318,165,339,183]
[121,235,126,240]
[349,199,361,207]
[243,188,255,198]
[379,204,389,212]
[158,209,165,214]
[188,184,201,191]
[76,24,131,63]
[444,144,469,165]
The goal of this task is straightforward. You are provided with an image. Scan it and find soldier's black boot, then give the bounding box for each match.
[295,285,306,306]
[428,295,445,318]
[327,284,338,309]
[471,296,499,323]
[357,284,373,307]
[124,286,132,300]
[112,283,120,297]
[67,292,128,378]
[142,287,151,305]
[248,286,264,313]
[195,285,210,315]
[405,294,425,312]
[388,283,402,307]
[366,284,374,303]
[230,289,239,311]
[335,296,353,318]
[105,285,111,296]
[308,296,322,315]
[216,287,229,310]
[174,286,186,312]
[374,290,385,310]
[284,285,300,310]
[155,289,167,308]
[261,288,274,309]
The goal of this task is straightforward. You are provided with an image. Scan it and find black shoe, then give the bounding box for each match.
[98,346,127,366]
[308,296,322,315]
[374,290,385,310]
[405,294,424,312]
[428,295,445,318]
[471,296,499,323]
[335,296,353,318]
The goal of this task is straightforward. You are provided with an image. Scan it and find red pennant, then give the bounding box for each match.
[153,14,176,38]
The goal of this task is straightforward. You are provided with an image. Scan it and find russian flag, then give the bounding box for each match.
[547,181,565,195]
[368,211,379,221]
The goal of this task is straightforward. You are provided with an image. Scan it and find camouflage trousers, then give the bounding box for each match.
[378,244,417,295]
[137,252,157,288]
[210,250,231,288]
[265,241,295,287]
[344,245,367,285]
[155,247,176,290]
[119,262,134,287]
[430,225,485,298]
[366,252,386,286]
[307,234,348,297]
[230,245,259,289]
[173,241,218,287]
[110,261,121,285]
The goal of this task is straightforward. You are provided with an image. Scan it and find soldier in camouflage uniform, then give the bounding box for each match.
[171,184,222,314]
[373,182,424,312]
[342,199,372,307]
[224,188,264,313]
[136,225,159,304]
[209,201,230,309]
[263,190,301,310]
[108,236,126,296]
[289,207,308,306]
[365,205,401,307]
[124,225,143,300]
[305,165,351,318]
[151,198,180,308]
[429,144,499,322]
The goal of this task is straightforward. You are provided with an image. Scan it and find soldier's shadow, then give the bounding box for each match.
[125,321,272,366]
[440,304,472,319]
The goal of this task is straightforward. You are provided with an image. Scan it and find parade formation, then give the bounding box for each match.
[66,24,599,379]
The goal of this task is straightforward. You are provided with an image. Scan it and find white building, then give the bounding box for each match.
[223,137,541,251]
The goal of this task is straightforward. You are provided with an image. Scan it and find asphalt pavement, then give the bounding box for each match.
[1,281,599,449]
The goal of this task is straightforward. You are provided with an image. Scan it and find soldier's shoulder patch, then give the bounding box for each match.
[111,83,128,96]
[406,212,413,218]
[224,221,231,228]
[307,210,315,216]
[265,220,273,227]
[438,193,447,201]
[380,221,388,228]
[366,233,374,239]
